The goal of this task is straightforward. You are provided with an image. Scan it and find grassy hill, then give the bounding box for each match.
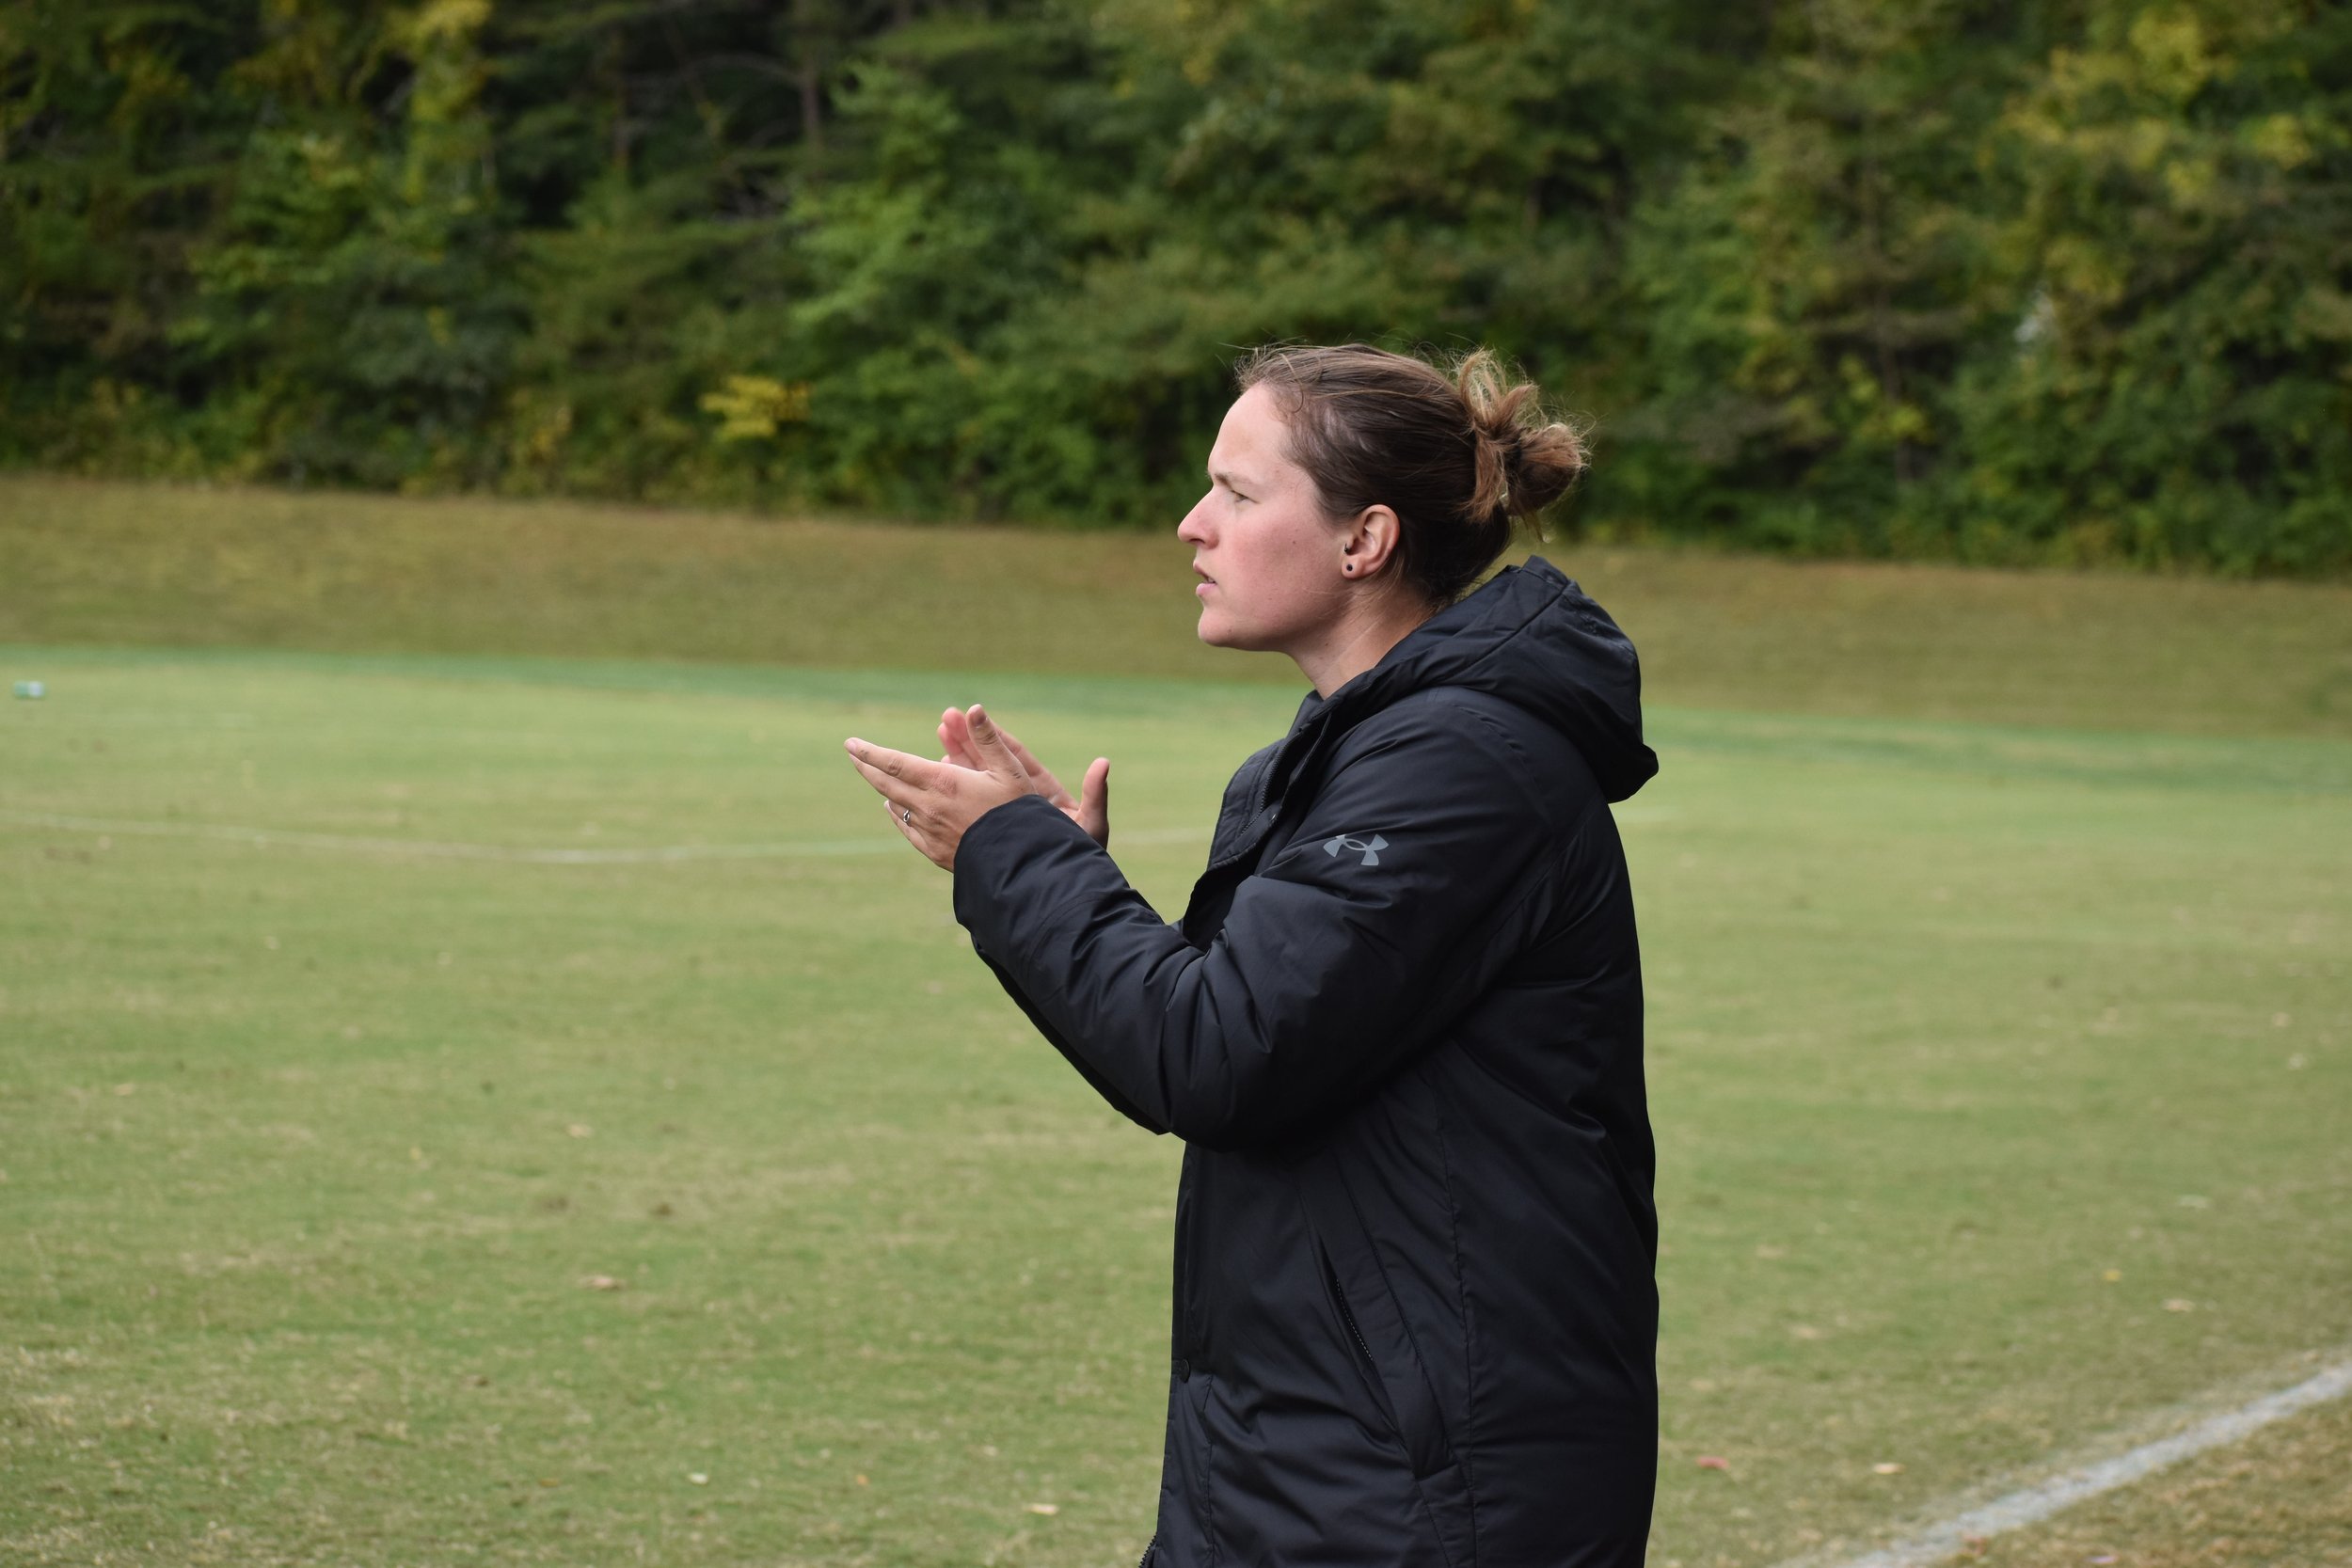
[5,475,2348,739]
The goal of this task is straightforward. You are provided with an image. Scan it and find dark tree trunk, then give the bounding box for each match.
[794,0,825,161]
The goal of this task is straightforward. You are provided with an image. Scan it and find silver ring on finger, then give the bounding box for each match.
[900,805,914,826]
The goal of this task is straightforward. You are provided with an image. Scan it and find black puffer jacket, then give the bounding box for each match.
[952,559,1660,1568]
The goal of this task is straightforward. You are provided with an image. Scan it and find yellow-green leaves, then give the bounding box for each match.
[701,376,813,444]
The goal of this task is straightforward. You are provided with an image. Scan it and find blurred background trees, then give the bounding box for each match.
[3,0,2344,571]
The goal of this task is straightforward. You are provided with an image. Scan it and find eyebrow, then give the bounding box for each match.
[1210,467,1253,491]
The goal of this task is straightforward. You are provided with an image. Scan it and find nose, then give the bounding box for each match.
[1176,490,1213,546]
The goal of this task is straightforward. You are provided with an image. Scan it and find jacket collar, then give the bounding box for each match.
[1262,557,1657,816]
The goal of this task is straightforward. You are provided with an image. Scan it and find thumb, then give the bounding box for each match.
[965,705,1028,783]
[1078,756,1110,847]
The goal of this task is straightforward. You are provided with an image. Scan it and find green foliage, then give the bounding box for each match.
[1947,0,2352,572]
[1614,0,2018,551]
[1,0,2344,571]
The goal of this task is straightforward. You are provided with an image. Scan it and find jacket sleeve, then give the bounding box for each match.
[951,711,1558,1150]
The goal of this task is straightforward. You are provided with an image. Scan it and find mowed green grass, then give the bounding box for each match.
[1975,1380,2352,1568]
[3,644,2346,1568]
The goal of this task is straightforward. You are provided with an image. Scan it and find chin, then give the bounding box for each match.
[1195,610,1263,651]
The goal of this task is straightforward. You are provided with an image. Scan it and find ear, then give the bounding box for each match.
[1339,504,1404,582]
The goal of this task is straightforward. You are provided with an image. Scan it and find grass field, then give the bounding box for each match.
[3,481,2349,1567]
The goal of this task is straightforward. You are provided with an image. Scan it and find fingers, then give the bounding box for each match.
[937,706,980,770]
[1078,756,1111,847]
[962,705,1030,785]
[847,751,914,812]
[942,705,1075,804]
[843,737,949,812]
[845,738,947,786]
[843,734,968,874]
[844,722,1096,873]
[994,725,1073,807]
[881,794,954,871]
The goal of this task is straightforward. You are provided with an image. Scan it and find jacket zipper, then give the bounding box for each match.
[1202,729,1311,876]
[1173,1149,1199,1365]
[1326,1253,1378,1371]
[1136,1531,1157,1568]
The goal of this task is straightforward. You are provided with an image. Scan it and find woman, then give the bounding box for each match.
[846,343,1659,1567]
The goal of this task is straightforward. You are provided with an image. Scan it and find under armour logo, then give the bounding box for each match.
[1324,833,1388,866]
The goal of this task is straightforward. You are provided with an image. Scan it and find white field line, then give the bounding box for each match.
[0,809,1204,864]
[1790,1356,2352,1568]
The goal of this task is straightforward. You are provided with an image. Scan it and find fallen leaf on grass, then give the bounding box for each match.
[688,1473,708,1486]
[2162,1298,2195,1313]
[580,1275,625,1291]
[1695,1456,1729,1471]
[1025,1502,1059,1515]
[1872,1462,1904,1475]
[566,1124,593,1139]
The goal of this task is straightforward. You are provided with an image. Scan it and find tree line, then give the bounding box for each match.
[5,0,2346,573]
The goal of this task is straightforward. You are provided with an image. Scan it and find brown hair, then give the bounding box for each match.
[1236,342,1588,605]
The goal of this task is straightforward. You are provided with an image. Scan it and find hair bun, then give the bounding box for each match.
[1455,350,1587,523]
[1236,341,1589,605]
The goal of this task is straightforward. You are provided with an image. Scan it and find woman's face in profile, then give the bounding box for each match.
[1178,385,1347,655]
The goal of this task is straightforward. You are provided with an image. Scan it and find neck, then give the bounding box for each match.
[1291,592,1436,698]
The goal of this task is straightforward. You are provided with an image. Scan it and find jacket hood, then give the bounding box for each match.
[1288,556,1659,803]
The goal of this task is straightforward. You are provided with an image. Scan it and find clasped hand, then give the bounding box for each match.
[844,705,1110,870]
